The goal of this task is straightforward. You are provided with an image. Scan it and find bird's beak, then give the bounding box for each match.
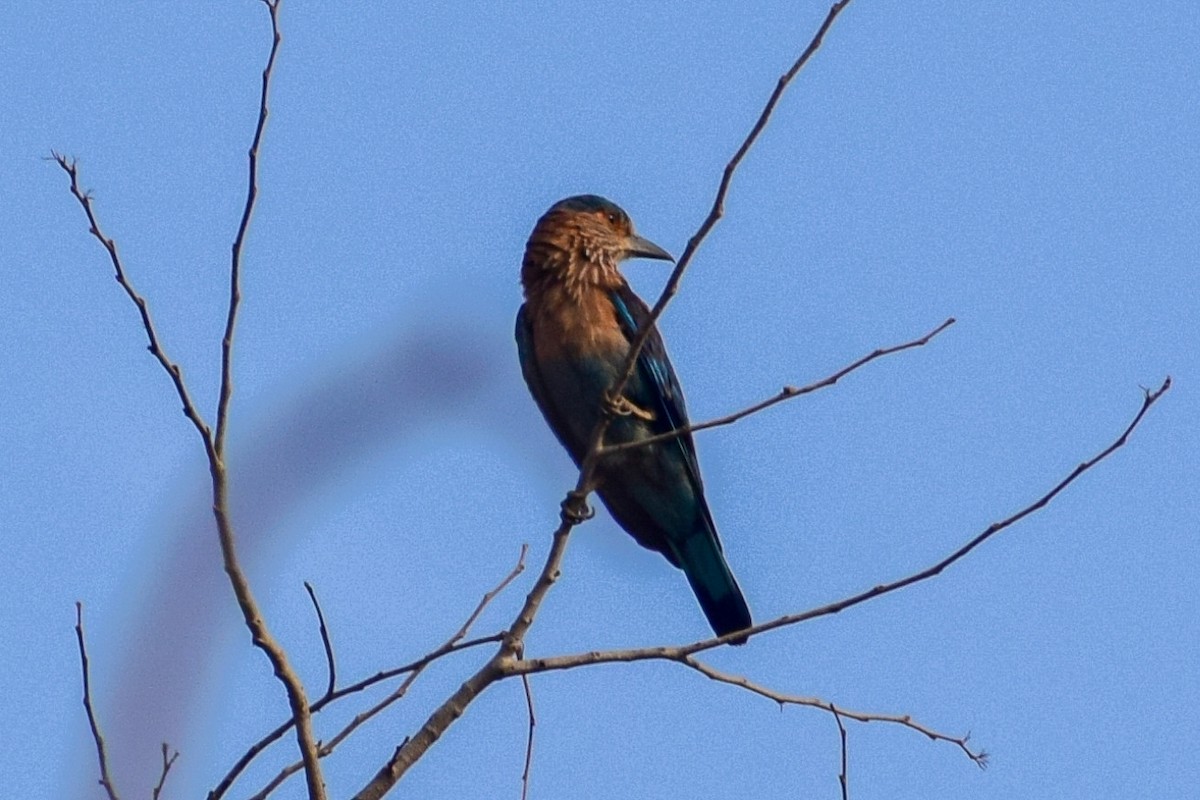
[625,234,675,263]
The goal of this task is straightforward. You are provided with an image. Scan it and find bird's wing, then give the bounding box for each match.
[515,304,582,462]
[607,285,711,501]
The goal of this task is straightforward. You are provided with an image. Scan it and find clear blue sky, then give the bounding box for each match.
[3,2,1196,798]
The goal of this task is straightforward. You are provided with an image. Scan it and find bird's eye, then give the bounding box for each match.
[607,212,620,225]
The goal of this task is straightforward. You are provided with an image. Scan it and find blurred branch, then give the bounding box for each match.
[603,317,955,455]
[151,743,180,800]
[352,6,856,798]
[74,602,121,800]
[514,378,1169,667]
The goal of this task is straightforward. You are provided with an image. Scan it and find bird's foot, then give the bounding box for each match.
[603,390,655,422]
[560,491,595,525]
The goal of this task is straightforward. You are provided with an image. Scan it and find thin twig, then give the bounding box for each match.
[243,547,529,800]
[687,659,987,768]
[152,742,180,800]
[74,602,120,800]
[50,153,216,462]
[215,0,281,457]
[603,317,954,454]
[831,705,849,800]
[350,7,855,797]
[520,675,537,800]
[305,581,337,701]
[514,376,1170,663]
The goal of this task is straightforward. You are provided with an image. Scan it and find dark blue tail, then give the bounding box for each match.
[677,532,752,644]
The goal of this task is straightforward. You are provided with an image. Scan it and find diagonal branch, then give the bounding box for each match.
[51,153,217,465]
[603,317,955,455]
[513,376,1171,665]
[75,602,121,800]
[582,0,856,473]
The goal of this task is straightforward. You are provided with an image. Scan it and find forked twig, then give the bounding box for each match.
[687,657,987,767]
[152,742,181,800]
[241,546,529,800]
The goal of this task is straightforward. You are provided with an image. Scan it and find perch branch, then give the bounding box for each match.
[351,6,856,797]
[603,317,954,454]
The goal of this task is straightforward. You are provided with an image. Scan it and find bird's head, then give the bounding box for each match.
[522,195,673,294]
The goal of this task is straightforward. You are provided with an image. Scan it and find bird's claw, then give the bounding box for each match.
[603,390,655,422]
[560,491,595,524]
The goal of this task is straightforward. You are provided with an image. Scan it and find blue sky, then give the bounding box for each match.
[3,2,1197,798]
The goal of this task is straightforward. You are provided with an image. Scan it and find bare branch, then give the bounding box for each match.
[686,657,987,767]
[603,317,955,455]
[207,633,504,800]
[305,581,337,701]
[152,742,180,800]
[515,376,1170,662]
[245,546,528,800]
[520,675,537,800]
[74,602,120,800]
[215,0,282,457]
[352,530,571,800]
[831,705,849,800]
[50,152,216,462]
[579,0,856,477]
[55,3,327,798]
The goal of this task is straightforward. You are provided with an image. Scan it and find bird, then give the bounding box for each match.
[515,194,752,642]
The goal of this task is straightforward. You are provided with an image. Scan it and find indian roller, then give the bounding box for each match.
[515,195,752,641]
